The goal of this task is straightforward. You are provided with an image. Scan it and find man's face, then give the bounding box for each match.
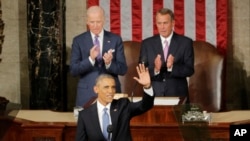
[156,13,175,38]
[87,12,105,35]
[94,78,116,106]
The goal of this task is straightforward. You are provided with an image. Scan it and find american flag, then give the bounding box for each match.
[87,0,228,55]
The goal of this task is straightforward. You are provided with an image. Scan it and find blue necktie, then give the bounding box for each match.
[102,108,109,140]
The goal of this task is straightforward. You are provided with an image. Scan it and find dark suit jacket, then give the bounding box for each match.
[139,32,194,98]
[75,92,154,141]
[70,30,127,106]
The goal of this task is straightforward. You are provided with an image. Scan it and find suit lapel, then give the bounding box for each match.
[169,33,179,56]
[86,31,94,45]
[109,101,119,138]
[90,103,104,137]
[102,30,112,55]
[153,35,165,63]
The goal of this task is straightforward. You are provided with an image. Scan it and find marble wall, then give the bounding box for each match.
[0,0,23,105]
[226,0,250,110]
[0,0,249,111]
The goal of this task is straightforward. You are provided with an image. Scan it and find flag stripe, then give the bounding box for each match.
[216,0,228,55]
[153,0,164,35]
[163,0,174,11]
[121,0,132,41]
[174,0,185,35]
[184,0,196,40]
[206,0,216,46]
[132,0,142,41]
[195,0,206,41]
[110,0,121,35]
[88,0,99,6]
[142,0,153,39]
[100,0,110,31]
[87,0,228,55]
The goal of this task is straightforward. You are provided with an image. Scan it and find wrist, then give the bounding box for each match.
[154,69,160,74]
[143,84,151,89]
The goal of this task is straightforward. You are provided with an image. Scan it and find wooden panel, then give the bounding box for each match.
[131,125,183,141]
[64,123,77,141]
[0,108,231,141]
[21,125,64,141]
[131,106,177,124]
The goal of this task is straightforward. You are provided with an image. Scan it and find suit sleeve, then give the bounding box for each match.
[75,111,88,141]
[70,36,94,76]
[106,36,127,75]
[171,38,194,78]
[139,40,156,78]
[130,92,154,117]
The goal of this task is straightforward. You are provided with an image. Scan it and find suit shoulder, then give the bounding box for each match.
[112,98,130,106]
[142,35,159,43]
[104,30,121,38]
[174,33,193,42]
[73,31,90,40]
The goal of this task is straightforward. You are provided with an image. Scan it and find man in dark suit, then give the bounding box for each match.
[139,8,194,101]
[70,6,127,107]
[75,64,154,141]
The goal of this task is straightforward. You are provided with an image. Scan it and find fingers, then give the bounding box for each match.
[136,63,148,74]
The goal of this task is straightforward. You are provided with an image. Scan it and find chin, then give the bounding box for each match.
[106,99,113,103]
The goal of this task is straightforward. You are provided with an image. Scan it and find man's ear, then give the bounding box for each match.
[93,86,98,94]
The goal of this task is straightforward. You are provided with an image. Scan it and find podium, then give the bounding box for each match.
[129,97,184,141]
[129,97,231,141]
[131,97,185,124]
[0,97,233,141]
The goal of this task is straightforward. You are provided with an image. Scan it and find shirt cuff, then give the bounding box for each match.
[143,87,153,96]
[105,62,111,69]
[168,66,173,72]
[154,70,160,75]
[89,56,95,66]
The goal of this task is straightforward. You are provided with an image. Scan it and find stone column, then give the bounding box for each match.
[27,0,66,111]
[0,0,4,63]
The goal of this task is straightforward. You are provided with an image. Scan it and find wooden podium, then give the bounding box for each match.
[130,97,184,141]
[129,97,229,141]
[0,97,232,141]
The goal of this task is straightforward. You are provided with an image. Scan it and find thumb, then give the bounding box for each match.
[133,77,139,82]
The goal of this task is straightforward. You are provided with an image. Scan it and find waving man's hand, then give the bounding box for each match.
[133,63,151,89]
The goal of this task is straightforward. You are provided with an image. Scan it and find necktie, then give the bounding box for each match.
[163,40,169,60]
[102,108,109,140]
[94,35,102,60]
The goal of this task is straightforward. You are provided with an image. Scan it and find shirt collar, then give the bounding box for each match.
[97,100,111,111]
[160,31,173,44]
[90,29,104,40]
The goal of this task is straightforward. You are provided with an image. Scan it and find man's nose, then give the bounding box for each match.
[93,22,97,27]
[108,87,115,93]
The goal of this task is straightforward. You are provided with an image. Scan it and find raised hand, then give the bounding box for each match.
[154,54,162,72]
[133,63,151,89]
[166,54,174,68]
[90,45,101,60]
[103,49,113,65]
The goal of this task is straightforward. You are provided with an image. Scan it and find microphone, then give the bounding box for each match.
[130,81,138,102]
[107,125,112,141]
